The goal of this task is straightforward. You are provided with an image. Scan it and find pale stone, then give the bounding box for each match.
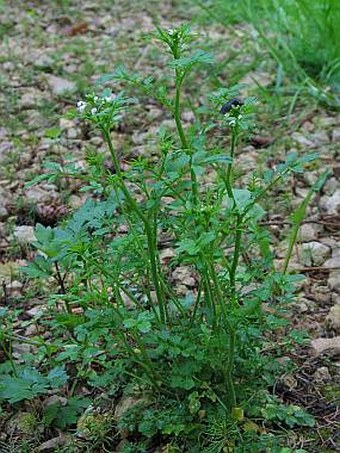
[59,118,74,129]
[45,74,77,96]
[313,366,331,383]
[321,189,340,215]
[160,248,176,265]
[25,186,55,204]
[326,305,340,333]
[332,129,340,143]
[19,88,44,109]
[66,128,78,139]
[300,241,331,266]
[89,136,103,146]
[172,266,196,287]
[27,305,46,317]
[24,324,39,336]
[323,177,339,195]
[311,131,329,146]
[12,341,32,357]
[114,396,143,419]
[331,294,340,305]
[34,54,53,70]
[43,395,67,408]
[37,435,69,451]
[13,225,36,245]
[324,248,340,270]
[311,336,340,355]
[299,224,319,242]
[7,280,23,290]
[292,132,314,148]
[69,195,83,209]
[240,70,273,87]
[0,205,8,220]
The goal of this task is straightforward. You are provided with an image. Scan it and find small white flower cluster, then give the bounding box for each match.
[227,113,243,127]
[77,100,87,113]
[76,93,116,116]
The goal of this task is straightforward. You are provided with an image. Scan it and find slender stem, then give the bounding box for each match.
[174,71,199,207]
[102,129,167,324]
[131,333,163,384]
[229,214,243,299]
[203,269,217,327]
[207,262,231,331]
[225,131,237,199]
[3,335,17,376]
[174,76,188,150]
[225,327,237,408]
[54,262,66,294]
[207,261,236,408]
[283,187,314,274]
[190,280,202,325]
[120,331,162,390]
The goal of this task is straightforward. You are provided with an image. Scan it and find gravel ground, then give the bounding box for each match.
[0,0,339,450]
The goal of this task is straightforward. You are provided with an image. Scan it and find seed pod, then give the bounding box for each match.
[220,98,244,114]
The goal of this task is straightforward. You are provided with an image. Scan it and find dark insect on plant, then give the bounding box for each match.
[220,97,244,114]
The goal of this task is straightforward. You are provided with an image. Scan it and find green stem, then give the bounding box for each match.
[225,328,237,409]
[120,331,162,390]
[174,71,199,207]
[282,183,317,274]
[207,261,236,409]
[132,333,163,385]
[225,131,237,200]
[4,336,17,376]
[229,215,243,299]
[203,269,217,326]
[174,76,188,150]
[102,129,167,324]
[190,280,202,325]
[207,262,231,331]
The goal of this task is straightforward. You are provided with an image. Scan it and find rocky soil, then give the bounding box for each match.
[0,0,339,451]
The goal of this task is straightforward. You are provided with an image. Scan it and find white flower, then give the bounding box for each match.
[91,107,98,115]
[104,96,113,103]
[94,96,99,101]
[77,101,86,113]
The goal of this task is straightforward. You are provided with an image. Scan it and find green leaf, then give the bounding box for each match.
[176,238,199,256]
[170,375,195,390]
[169,50,214,70]
[226,188,253,212]
[22,256,52,279]
[24,173,51,188]
[124,312,154,333]
[200,154,233,165]
[0,377,34,403]
[47,367,68,389]
[44,127,62,139]
[44,396,90,428]
[0,375,47,403]
[34,224,54,244]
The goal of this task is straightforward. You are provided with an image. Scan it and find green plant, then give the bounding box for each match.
[0,365,68,403]
[15,24,322,450]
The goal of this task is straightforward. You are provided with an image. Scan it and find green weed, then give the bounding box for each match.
[0,24,322,451]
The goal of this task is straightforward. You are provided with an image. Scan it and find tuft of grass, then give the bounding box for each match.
[196,0,340,108]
